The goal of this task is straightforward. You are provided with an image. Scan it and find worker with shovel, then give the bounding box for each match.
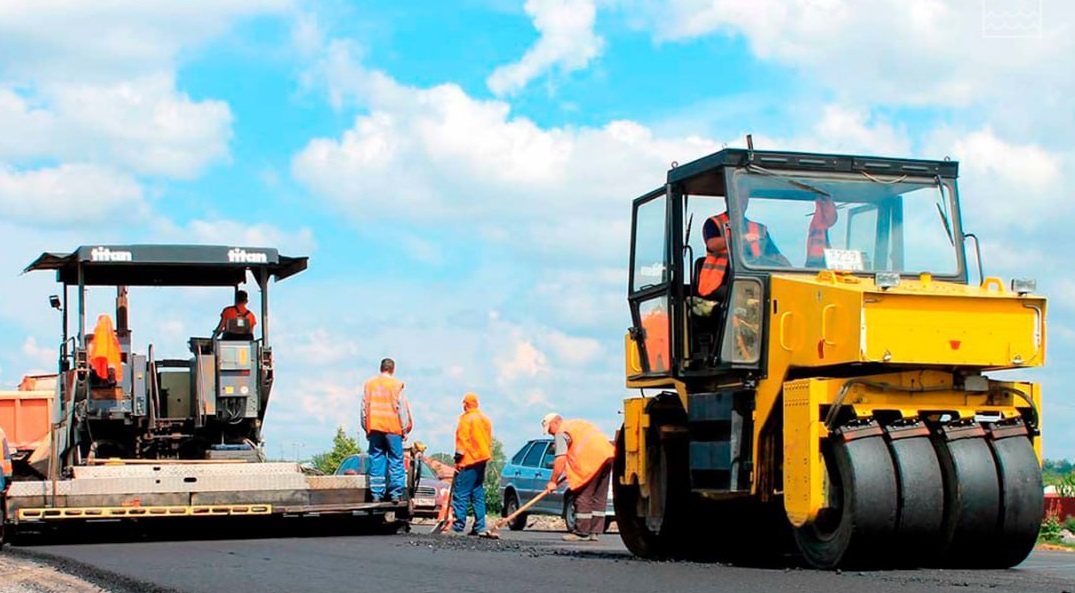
[541,413,615,542]
[447,393,497,538]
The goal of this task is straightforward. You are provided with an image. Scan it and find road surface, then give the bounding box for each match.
[7,519,1075,593]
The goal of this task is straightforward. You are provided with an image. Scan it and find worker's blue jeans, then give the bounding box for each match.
[451,461,487,533]
[368,431,405,501]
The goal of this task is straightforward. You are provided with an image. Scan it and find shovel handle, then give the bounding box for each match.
[494,487,553,530]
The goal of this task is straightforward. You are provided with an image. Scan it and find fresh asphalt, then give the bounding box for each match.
[5,520,1075,593]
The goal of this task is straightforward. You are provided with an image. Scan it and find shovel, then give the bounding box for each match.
[490,487,554,532]
[430,475,457,534]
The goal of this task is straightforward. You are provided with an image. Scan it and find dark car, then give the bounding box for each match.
[334,453,450,518]
[499,437,614,532]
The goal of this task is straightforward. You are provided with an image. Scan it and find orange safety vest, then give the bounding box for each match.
[698,213,763,297]
[363,375,411,435]
[89,314,123,382]
[455,407,493,468]
[560,419,615,491]
[640,308,669,372]
[805,199,838,265]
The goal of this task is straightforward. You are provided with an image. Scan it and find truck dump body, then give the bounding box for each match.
[0,385,54,453]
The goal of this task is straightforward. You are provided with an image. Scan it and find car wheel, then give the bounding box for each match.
[563,492,577,533]
[504,493,527,531]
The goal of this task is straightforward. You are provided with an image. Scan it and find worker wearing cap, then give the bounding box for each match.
[542,413,615,541]
[1,425,12,493]
[449,393,495,537]
[213,290,257,340]
[361,358,413,502]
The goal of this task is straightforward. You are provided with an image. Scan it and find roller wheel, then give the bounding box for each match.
[931,421,1001,568]
[793,420,899,569]
[612,424,688,559]
[982,422,1043,568]
[884,422,945,566]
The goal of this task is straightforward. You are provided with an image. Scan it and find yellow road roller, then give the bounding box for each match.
[615,143,1045,570]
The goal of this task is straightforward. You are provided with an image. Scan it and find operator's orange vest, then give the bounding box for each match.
[561,419,615,491]
[698,213,762,297]
[806,199,838,264]
[640,309,669,372]
[455,408,493,468]
[89,314,123,382]
[363,376,407,435]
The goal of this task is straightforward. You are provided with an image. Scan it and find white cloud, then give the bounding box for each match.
[292,45,717,267]
[542,331,603,366]
[494,328,550,386]
[612,0,1074,122]
[486,0,604,96]
[0,0,290,227]
[0,163,148,226]
[20,336,54,369]
[152,218,318,254]
[0,0,292,84]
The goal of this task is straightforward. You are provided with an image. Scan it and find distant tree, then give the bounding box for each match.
[1044,458,1075,486]
[309,426,363,475]
[430,452,454,465]
[484,438,507,514]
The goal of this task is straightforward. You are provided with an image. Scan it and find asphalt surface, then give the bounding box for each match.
[6,520,1075,593]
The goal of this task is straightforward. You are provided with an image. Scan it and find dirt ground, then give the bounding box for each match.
[0,554,112,593]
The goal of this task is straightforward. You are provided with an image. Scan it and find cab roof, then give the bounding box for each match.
[24,244,308,287]
[667,147,960,196]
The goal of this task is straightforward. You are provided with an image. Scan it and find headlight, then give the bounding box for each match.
[1011,278,1036,295]
[874,272,900,289]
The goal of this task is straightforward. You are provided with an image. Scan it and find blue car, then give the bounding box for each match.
[499,437,614,533]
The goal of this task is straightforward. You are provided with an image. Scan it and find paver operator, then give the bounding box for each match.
[541,413,615,542]
[360,358,413,502]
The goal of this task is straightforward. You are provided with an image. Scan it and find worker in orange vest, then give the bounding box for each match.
[447,393,496,538]
[698,193,790,300]
[213,290,257,340]
[804,196,838,268]
[542,413,615,542]
[360,358,413,502]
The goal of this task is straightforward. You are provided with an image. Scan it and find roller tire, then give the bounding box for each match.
[793,427,899,570]
[612,425,688,560]
[885,430,945,566]
[983,430,1043,568]
[932,427,1001,568]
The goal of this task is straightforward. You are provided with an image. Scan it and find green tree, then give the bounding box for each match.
[484,438,506,514]
[309,426,363,475]
[430,452,454,465]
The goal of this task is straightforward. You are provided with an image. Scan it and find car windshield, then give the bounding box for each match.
[419,461,436,479]
[686,167,963,278]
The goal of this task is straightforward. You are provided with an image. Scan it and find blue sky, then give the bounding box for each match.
[1,0,1073,463]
